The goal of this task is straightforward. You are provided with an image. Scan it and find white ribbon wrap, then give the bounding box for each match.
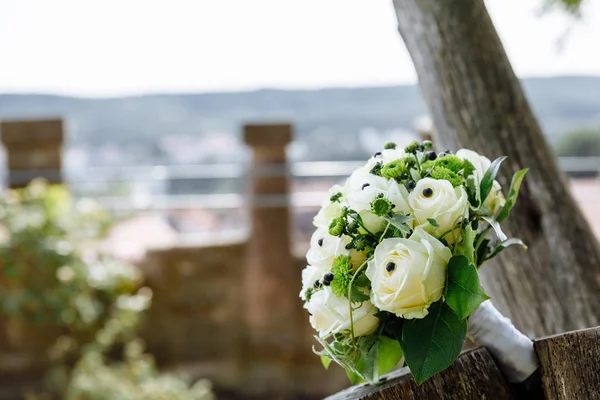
[468,300,539,383]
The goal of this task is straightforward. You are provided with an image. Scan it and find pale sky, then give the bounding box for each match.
[0,0,599,97]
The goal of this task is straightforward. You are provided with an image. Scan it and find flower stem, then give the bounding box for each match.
[348,258,372,346]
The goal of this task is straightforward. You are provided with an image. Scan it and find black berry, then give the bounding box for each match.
[426,151,437,161]
[386,262,396,272]
[323,273,334,284]
[406,181,416,190]
[314,280,322,288]
[374,151,382,157]
[362,183,370,190]
[423,188,434,198]
[317,238,324,247]
[444,149,453,154]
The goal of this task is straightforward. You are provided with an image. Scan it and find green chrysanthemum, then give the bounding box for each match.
[381,159,406,179]
[328,217,346,237]
[329,255,370,302]
[371,196,393,216]
[429,166,462,187]
[434,155,464,173]
[404,140,421,154]
[330,255,353,298]
[384,142,397,150]
[329,192,343,203]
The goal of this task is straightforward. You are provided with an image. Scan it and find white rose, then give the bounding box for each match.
[345,167,412,232]
[306,227,350,268]
[365,148,408,170]
[483,180,506,215]
[456,149,504,212]
[408,178,468,243]
[299,265,329,299]
[366,228,451,319]
[305,288,379,337]
[313,184,346,229]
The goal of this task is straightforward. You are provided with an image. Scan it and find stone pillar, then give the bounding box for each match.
[242,123,299,392]
[0,119,64,188]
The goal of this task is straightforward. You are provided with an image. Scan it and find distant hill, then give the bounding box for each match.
[1,76,599,150]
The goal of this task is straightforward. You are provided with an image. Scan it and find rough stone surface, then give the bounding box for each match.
[534,326,600,400]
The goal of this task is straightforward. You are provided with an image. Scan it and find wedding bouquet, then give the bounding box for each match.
[300,140,531,385]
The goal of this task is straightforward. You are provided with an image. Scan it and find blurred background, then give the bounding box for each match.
[0,0,599,399]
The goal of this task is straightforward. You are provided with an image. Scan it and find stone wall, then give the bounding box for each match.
[138,242,348,398]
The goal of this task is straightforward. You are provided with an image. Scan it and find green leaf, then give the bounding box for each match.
[359,335,403,383]
[465,175,480,208]
[454,224,475,265]
[496,169,528,223]
[401,300,467,385]
[475,238,490,268]
[445,255,490,319]
[427,218,439,228]
[481,216,508,242]
[354,273,371,288]
[486,238,528,261]
[345,367,364,385]
[383,214,413,237]
[349,286,370,303]
[321,355,332,370]
[480,156,507,203]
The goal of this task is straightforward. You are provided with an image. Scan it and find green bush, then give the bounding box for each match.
[0,180,214,400]
[555,128,600,157]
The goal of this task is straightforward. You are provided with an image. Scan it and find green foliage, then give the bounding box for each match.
[496,169,528,223]
[486,238,528,262]
[0,180,133,327]
[555,128,600,156]
[401,301,467,385]
[454,225,475,265]
[358,336,403,383]
[479,156,507,203]
[0,180,213,399]
[382,214,413,237]
[383,142,397,150]
[444,256,489,319]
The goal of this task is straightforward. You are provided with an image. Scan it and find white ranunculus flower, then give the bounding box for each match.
[456,149,504,213]
[299,265,329,299]
[408,178,468,243]
[345,167,412,232]
[306,227,351,268]
[366,228,452,319]
[456,149,491,181]
[365,148,408,170]
[313,184,346,229]
[305,288,379,337]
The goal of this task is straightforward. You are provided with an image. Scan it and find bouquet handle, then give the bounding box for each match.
[468,300,539,383]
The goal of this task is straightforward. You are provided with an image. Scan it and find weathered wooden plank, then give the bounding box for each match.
[326,347,515,400]
[534,326,600,400]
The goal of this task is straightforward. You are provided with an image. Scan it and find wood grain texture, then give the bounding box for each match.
[392,0,600,338]
[534,326,600,400]
[326,347,515,400]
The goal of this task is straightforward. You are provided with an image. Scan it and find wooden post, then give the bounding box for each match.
[326,348,515,400]
[0,119,64,188]
[242,123,299,392]
[534,326,600,400]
